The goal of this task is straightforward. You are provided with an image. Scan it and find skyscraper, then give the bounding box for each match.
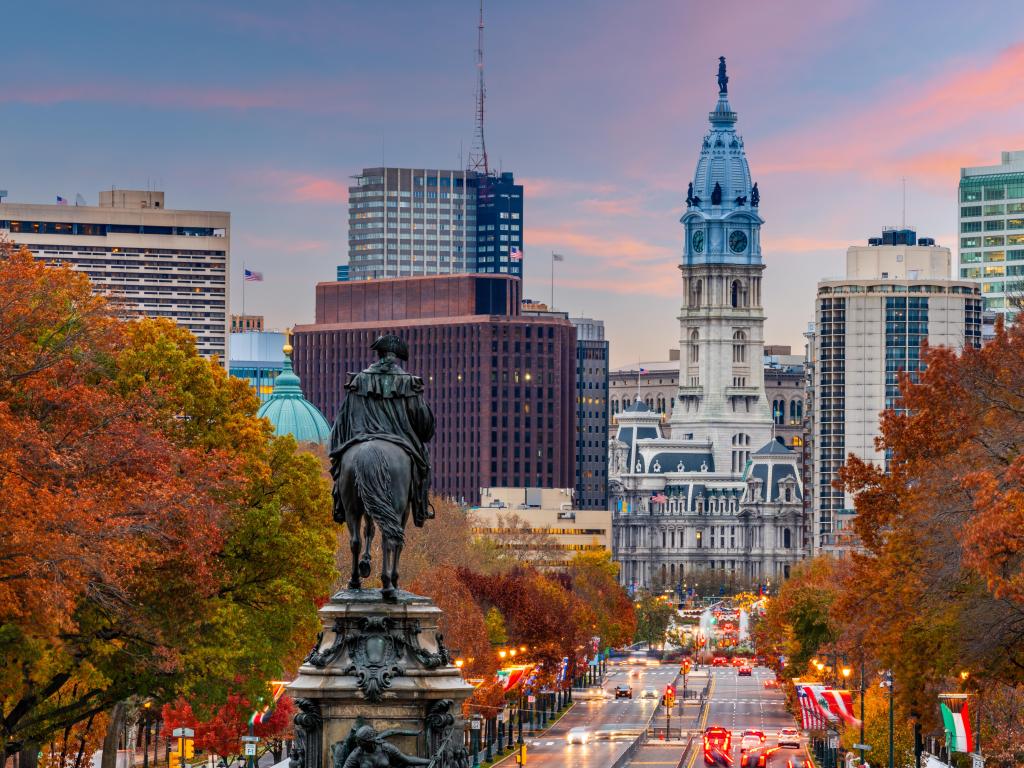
[811,228,982,554]
[610,59,807,590]
[958,150,1024,320]
[570,317,609,510]
[345,167,522,281]
[292,274,575,505]
[1,189,229,359]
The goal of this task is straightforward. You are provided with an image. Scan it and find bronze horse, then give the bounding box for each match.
[334,440,413,601]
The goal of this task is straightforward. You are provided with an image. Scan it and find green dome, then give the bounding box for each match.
[257,353,331,446]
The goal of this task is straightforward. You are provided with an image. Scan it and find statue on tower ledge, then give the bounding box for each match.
[717,56,728,94]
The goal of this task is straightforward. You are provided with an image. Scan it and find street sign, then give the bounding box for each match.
[829,735,839,748]
[241,736,260,743]
[243,745,256,757]
[172,728,194,738]
[527,695,536,703]
[971,754,985,768]
[853,744,873,751]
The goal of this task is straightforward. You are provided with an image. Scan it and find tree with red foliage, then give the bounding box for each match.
[162,695,294,762]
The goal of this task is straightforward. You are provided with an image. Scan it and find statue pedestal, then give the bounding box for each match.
[288,588,474,767]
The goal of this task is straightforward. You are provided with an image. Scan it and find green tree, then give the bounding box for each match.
[633,594,675,648]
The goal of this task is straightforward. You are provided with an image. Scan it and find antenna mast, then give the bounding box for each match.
[467,0,489,175]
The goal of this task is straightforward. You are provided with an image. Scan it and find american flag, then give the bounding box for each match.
[56,196,68,206]
[509,245,522,260]
[798,685,827,731]
[244,268,264,282]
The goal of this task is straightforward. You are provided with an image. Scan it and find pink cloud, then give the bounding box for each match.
[757,43,1024,182]
[243,170,350,205]
[527,225,674,263]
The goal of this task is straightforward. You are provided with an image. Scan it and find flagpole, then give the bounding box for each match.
[636,356,641,404]
[242,262,246,318]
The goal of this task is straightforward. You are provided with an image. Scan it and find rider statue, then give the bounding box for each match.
[328,335,435,566]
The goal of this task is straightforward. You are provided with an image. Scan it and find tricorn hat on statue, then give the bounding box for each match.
[371,334,409,361]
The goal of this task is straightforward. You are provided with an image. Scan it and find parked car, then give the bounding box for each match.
[614,684,633,699]
[777,727,801,749]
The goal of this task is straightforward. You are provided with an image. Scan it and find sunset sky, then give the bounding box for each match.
[5,1,1024,364]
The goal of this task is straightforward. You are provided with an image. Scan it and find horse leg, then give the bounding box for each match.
[347,517,362,590]
[390,543,403,592]
[381,541,396,601]
[359,516,374,579]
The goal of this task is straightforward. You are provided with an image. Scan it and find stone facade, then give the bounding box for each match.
[610,61,809,591]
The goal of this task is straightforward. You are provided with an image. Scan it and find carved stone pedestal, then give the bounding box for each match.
[288,588,474,768]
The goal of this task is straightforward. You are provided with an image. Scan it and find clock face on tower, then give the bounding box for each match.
[729,230,748,253]
[691,229,705,254]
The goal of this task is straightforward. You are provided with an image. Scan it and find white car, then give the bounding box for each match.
[640,689,658,699]
[566,727,590,744]
[577,686,609,701]
[777,727,801,749]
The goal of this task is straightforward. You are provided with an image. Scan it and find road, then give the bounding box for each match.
[510,660,672,768]
[688,665,807,768]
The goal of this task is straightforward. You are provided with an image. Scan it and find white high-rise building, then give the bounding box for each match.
[610,59,808,592]
[0,190,229,359]
[958,151,1024,321]
[810,229,982,554]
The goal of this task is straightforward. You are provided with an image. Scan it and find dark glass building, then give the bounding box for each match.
[293,274,575,505]
[570,317,609,510]
[474,171,523,278]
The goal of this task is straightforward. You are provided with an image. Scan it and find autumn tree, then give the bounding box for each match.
[162,695,295,762]
[0,245,336,758]
[567,551,636,650]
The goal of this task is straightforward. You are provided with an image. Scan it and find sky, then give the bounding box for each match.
[4,0,1024,366]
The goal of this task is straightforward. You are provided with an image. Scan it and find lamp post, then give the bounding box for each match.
[884,670,894,768]
[142,702,153,768]
[859,659,867,766]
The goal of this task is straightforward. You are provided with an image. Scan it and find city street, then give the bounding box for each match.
[508,662,670,768]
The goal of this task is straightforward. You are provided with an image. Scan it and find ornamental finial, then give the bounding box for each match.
[717,56,728,95]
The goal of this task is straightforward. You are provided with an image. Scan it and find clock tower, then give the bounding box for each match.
[675,58,773,473]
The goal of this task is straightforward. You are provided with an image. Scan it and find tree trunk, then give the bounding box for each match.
[101,703,128,768]
[19,741,40,768]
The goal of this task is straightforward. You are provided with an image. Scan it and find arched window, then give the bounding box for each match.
[773,399,785,425]
[689,330,700,363]
[645,396,654,409]
[691,280,703,308]
[732,330,747,363]
[611,398,620,416]
[790,400,803,423]
[656,395,666,413]
[783,528,792,549]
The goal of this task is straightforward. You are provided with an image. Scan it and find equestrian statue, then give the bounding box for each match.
[328,335,435,601]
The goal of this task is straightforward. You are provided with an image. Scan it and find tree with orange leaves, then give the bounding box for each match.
[0,243,336,760]
[162,695,295,763]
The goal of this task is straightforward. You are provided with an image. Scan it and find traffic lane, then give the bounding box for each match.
[699,667,803,766]
[517,664,664,768]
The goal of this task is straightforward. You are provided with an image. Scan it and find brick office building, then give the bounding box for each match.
[292,274,576,505]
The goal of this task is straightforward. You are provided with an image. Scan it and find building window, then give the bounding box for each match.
[783,528,792,549]
[689,330,699,363]
[772,399,785,425]
[732,330,747,363]
[731,433,751,473]
[789,399,803,424]
[691,280,703,308]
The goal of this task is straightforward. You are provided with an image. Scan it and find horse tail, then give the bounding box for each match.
[353,443,403,545]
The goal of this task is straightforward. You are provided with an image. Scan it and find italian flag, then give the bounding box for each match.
[940,699,973,753]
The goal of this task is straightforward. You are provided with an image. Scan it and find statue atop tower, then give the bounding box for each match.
[717,56,728,94]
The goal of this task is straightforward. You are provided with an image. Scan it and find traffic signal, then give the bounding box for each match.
[664,684,676,707]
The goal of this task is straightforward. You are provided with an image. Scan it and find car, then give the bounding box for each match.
[630,668,641,677]
[763,678,780,689]
[712,657,728,667]
[740,734,763,753]
[614,684,633,699]
[577,686,609,701]
[566,726,590,745]
[641,688,658,699]
[739,751,769,768]
[777,727,801,749]
[703,726,732,765]
[738,666,753,676]
[645,658,660,666]
[732,657,747,667]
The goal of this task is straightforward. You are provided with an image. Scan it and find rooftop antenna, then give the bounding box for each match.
[467,0,489,175]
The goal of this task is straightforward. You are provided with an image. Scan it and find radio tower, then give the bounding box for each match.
[467,0,489,175]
